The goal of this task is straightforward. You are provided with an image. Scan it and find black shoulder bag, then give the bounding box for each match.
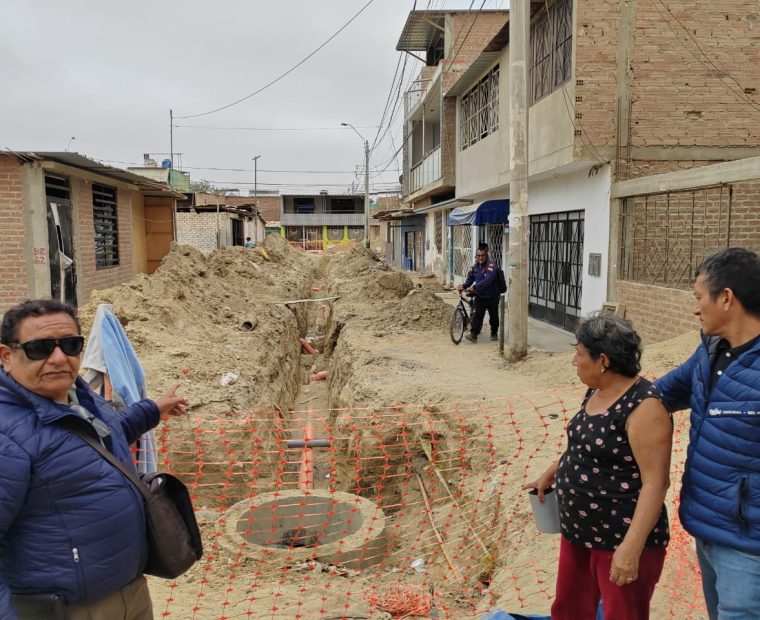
[67,424,203,579]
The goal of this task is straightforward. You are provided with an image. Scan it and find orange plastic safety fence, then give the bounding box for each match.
[138,388,706,619]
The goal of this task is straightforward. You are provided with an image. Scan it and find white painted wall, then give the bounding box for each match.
[529,165,612,316]
[528,88,575,176]
[457,133,502,198]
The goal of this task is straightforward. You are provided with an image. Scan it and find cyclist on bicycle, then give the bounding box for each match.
[458,243,500,343]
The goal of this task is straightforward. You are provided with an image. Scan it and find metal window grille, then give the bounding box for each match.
[619,186,731,291]
[460,66,500,150]
[529,211,584,330]
[326,226,344,242]
[452,225,473,278]
[530,0,573,105]
[346,227,364,241]
[480,224,504,271]
[434,212,443,253]
[92,183,119,269]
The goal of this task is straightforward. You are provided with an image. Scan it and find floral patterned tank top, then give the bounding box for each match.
[555,377,670,550]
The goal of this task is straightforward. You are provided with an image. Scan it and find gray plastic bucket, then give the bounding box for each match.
[528,487,561,534]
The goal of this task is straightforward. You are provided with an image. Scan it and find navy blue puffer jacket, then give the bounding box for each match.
[0,371,159,618]
[656,334,760,554]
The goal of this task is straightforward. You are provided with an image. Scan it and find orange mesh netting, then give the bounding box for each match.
[143,388,704,619]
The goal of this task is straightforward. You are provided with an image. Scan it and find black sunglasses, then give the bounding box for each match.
[8,336,84,361]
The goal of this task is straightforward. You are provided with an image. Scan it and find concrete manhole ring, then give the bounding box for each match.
[220,489,388,569]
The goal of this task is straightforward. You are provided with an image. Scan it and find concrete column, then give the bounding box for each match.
[506,0,530,362]
[21,163,52,299]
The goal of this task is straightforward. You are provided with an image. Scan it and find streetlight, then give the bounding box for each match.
[252,155,261,244]
[341,122,370,249]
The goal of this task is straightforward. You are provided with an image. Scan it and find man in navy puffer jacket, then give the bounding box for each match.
[0,299,187,620]
[656,248,760,620]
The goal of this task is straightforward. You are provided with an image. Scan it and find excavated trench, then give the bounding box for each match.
[216,251,473,571]
[81,240,486,577]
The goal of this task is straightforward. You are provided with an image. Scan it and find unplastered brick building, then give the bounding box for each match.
[389,2,760,340]
[0,152,181,314]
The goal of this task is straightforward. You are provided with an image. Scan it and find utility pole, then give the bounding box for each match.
[169,109,177,242]
[252,155,261,244]
[364,139,370,249]
[507,0,529,362]
[341,122,371,249]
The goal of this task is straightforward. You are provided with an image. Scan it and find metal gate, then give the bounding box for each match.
[479,224,505,270]
[452,225,473,278]
[45,175,77,307]
[529,210,584,330]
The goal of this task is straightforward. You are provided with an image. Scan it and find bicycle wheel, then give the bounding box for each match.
[450,306,466,344]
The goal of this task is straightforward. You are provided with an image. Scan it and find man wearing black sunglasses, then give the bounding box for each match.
[0,299,188,619]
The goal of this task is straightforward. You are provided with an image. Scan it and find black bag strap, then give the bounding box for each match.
[64,420,154,504]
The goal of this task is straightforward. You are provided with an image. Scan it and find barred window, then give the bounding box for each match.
[530,0,573,104]
[460,65,499,150]
[92,183,119,268]
[434,211,443,253]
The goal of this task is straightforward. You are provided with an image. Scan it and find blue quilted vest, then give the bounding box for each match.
[656,334,760,554]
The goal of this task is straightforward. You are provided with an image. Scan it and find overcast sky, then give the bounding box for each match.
[1,0,507,195]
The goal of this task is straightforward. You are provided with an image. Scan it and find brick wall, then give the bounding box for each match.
[629,2,760,149]
[444,12,508,92]
[574,0,760,176]
[726,181,760,251]
[441,98,458,187]
[573,0,619,156]
[617,280,698,343]
[176,211,223,253]
[0,155,27,313]
[253,196,280,223]
[618,179,760,342]
[75,178,135,304]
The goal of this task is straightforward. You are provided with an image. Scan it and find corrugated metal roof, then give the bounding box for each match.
[15,151,184,198]
[396,10,509,52]
[396,11,446,52]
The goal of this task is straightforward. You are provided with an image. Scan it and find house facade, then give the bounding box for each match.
[175,192,262,253]
[394,1,760,336]
[0,151,181,313]
[279,192,365,251]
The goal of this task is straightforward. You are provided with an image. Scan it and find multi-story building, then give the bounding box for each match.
[279,192,366,251]
[393,1,760,336]
[390,9,509,274]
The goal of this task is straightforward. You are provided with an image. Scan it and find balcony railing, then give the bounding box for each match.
[409,146,441,195]
[280,212,365,226]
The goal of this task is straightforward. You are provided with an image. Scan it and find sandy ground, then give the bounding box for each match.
[78,241,705,619]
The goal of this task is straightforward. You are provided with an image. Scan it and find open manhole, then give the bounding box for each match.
[222,489,388,569]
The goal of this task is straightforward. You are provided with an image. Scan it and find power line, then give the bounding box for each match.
[648,0,760,115]
[96,158,398,175]
[175,0,376,119]
[174,124,379,131]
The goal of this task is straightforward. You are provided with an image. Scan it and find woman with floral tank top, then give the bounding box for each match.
[524,314,673,620]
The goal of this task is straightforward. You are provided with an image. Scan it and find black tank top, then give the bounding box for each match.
[555,377,670,550]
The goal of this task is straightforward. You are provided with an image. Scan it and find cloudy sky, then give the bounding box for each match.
[1,0,506,195]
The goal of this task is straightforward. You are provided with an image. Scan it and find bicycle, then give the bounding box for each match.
[450,291,475,344]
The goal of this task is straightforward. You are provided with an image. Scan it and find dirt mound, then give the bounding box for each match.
[79,236,317,415]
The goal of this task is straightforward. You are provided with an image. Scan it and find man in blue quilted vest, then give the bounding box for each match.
[656,247,760,620]
[0,299,188,620]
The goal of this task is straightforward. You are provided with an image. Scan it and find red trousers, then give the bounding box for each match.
[551,536,666,620]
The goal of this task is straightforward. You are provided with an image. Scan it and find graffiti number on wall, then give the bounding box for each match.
[33,247,47,265]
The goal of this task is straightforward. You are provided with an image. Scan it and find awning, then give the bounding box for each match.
[448,199,510,226]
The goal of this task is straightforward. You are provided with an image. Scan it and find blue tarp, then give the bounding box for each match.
[448,199,510,226]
